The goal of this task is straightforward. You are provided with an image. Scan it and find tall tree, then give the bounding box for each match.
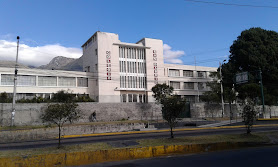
[222,27,278,105]
[161,95,186,138]
[152,84,185,138]
[151,83,173,103]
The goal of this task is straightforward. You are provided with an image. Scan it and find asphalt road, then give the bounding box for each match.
[1,126,278,150]
[82,145,278,167]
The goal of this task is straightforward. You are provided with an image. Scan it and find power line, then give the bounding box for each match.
[184,0,278,9]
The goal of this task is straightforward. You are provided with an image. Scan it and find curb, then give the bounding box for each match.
[61,124,278,139]
[257,118,278,121]
[0,142,269,167]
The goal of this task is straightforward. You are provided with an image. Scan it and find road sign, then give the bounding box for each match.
[235,72,248,84]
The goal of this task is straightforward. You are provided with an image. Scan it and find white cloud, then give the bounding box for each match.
[163,44,185,64]
[0,40,82,67]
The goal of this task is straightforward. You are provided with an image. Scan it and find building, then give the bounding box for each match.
[0,67,93,100]
[82,31,217,103]
[0,31,217,102]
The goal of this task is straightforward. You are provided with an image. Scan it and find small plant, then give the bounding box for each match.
[242,104,257,134]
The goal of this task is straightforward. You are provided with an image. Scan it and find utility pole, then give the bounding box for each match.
[258,69,265,118]
[11,36,20,126]
[219,62,225,118]
[195,56,199,102]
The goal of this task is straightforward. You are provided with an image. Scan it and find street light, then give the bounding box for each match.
[11,36,20,126]
[219,59,226,118]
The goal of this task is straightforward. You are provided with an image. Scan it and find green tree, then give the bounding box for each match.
[151,83,173,103]
[242,105,257,134]
[41,102,80,148]
[162,95,186,138]
[222,27,278,105]
[0,92,12,103]
[200,71,221,104]
[152,84,185,138]
[51,90,75,103]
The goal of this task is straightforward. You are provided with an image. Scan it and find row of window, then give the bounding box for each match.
[120,76,146,89]
[121,94,146,103]
[0,74,88,87]
[119,47,145,59]
[169,69,207,78]
[119,61,146,74]
[170,81,206,90]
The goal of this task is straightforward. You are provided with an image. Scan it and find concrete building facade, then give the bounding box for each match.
[82,31,217,103]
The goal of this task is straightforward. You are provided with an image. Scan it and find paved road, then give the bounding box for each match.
[1,126,277,150]
[82,145,278,167]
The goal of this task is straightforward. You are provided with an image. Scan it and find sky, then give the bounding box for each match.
[0,0,278,67]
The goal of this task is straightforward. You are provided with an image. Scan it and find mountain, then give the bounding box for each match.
[0,61,30,68]
[38,56,83,71]
[0,56,83,71]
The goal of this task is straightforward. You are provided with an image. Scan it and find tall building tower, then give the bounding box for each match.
[82,32,164,103]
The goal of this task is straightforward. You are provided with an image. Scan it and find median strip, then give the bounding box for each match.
[61,124,278,139]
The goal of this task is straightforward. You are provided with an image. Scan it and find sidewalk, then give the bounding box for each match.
[198,119,243,128]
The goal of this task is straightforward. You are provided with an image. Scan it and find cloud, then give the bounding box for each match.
[0,40,82,67]
[163,44,185,64]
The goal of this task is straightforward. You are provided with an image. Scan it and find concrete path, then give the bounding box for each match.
[198,119,243,128]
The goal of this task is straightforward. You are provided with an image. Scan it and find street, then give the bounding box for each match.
[82,145,278,167]
[0,126,277,150]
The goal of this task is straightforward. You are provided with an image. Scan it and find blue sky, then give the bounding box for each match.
[0,0,277,67]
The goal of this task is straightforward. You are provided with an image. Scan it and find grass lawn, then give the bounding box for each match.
[0,131,275,158]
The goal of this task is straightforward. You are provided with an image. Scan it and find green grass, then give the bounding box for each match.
[0,142,112,158]
[136,133,269,147]
[0,131,274,158]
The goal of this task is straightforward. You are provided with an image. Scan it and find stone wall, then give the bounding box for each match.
[190,103,278,119]
[0,122,146,143]
[1,102,277,127]
[0,103,162,126]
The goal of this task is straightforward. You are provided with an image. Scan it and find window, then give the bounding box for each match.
[133,94,137,102]
[183,70,193,77]
[122,94,127,102]
[128,94,132,102]
[170,81,180,89]
[17,75,36,86]
[77,78,88,87]
[169,69,180,77]
[38,76,57,86]
[1,74,13,85]
[95,49,97,56]
[58,77,75,87]
[139,94,143,103]
[197,71,206,78]
[184,82,194,89]
[184,95,195,102]
[85,66,90,72]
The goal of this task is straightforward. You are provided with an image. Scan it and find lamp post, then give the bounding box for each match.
[11,36,20,126]
[219,60,226,118]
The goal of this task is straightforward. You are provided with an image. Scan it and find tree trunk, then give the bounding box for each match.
[229,101,232,121]
[247,125,251,134]
[58,125,61,148]
[170,126,174,138]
